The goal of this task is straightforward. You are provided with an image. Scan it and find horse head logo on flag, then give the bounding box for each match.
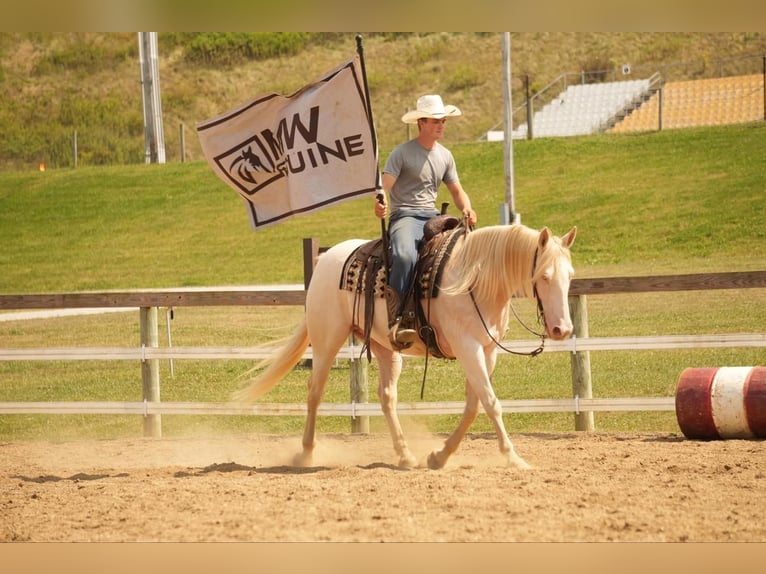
[230,146,270,185]
[228,144,284,190]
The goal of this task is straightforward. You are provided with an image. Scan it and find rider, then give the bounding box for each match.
[374,94,478,348]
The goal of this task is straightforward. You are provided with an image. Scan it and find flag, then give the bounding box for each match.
[197,57,379,229]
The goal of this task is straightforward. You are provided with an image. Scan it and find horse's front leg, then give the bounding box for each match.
[478,348,531,470]
[427,380,480,469]
[482,393,532,470]
[372,340,417,468]
[432,345,531,470]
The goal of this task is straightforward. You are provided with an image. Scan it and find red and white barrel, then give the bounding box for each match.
[675,367,766,439]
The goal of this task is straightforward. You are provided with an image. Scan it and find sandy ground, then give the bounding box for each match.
[1,430,765,542]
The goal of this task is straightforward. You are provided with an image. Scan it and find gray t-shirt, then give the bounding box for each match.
[383,139,459,213]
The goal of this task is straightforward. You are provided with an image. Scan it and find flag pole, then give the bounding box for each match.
[355,34,378,168]
[356,34,388,269]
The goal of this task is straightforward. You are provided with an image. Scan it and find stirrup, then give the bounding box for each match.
[389,319,417,349]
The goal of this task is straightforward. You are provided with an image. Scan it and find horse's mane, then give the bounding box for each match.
[443,224,567,304]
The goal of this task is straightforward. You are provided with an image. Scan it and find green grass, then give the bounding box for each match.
[3,123,764,291]
[1,124,766,441]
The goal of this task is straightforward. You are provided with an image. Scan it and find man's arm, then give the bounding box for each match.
[374,173,396,219]
[446,181,477,226]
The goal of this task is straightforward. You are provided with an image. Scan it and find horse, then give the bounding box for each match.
[238,223,577,470]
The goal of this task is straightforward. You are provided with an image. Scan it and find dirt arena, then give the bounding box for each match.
[2,430,764,542]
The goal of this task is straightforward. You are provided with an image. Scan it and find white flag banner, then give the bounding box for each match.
[197,57,379,229]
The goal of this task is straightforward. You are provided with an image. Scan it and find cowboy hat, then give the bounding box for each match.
[401,94,462,124]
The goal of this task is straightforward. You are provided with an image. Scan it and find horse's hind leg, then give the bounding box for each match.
[293,365,324,467]
[371,340,417,468]
[293,356,334,467]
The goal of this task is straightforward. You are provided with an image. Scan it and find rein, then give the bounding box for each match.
[470,292,545,357]
[469,246,546,357]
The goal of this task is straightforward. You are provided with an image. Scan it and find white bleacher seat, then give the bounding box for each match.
[514,78,652,138]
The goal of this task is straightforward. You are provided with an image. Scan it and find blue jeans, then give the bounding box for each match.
[388,209,439,298]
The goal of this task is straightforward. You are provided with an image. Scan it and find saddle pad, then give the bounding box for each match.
[340,239,387,298]
[417,226,464,299]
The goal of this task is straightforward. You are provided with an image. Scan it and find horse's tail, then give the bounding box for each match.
[234,317,310,402]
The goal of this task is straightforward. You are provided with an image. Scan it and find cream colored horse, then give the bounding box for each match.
[238,223,577,470]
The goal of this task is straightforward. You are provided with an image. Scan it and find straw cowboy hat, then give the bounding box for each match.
[401,94,462,124]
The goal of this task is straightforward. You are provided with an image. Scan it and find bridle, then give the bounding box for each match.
[470,246,546,357]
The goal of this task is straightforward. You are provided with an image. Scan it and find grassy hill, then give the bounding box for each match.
[1,32,765,169]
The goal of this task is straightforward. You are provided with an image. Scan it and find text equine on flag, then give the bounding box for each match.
[197,57,379,229]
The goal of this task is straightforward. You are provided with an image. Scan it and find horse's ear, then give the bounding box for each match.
[538,227,551,248]
[561,226,577,248]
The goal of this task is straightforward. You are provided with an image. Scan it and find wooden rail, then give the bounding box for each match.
[0,287,306,310]
[569,270,766,295]
[3,271,765,310]
[0,397,676,417]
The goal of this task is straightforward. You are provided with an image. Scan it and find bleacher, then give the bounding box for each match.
[511,78,654,139]
[489,73,764,141]
[610,74,765,133]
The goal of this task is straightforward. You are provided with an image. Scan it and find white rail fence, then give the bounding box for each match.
[2,269,766,437]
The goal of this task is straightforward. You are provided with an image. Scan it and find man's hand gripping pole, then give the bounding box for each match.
[376,192,389,275]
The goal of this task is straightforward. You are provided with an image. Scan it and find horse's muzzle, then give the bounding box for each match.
[547,322,573,341]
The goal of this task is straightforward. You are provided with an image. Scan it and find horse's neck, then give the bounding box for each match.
[449,225,537,305]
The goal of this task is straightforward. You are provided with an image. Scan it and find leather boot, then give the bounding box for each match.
[385,286,417,348]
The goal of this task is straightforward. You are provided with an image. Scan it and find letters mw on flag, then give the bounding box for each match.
[197,57,380,229]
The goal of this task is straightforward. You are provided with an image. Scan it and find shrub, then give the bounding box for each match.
[446,64,483,91]
[183,32,313,66]
[32,36,135,76]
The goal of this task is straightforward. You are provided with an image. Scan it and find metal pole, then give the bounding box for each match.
[762,54,765,121]
[179,123,186,163]
[406,109,411,141]
[501,32,517,225]
[165,307,174,378]
[72,130,78,168]
[138,32,166,164]
[525,74,533,140]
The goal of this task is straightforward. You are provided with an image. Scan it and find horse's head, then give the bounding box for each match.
[532,226,577,341]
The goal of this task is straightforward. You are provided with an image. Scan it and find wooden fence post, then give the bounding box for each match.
[569,295,595,431]
[140,306,162,437]
[302,238,319,290]
[349,334,370,434]
[300,238,319,370]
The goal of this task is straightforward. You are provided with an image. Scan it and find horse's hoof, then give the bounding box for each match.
[293,451,313,467]
[427,451,444,470]
[398,453,418,469]
[509,455,533,470]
